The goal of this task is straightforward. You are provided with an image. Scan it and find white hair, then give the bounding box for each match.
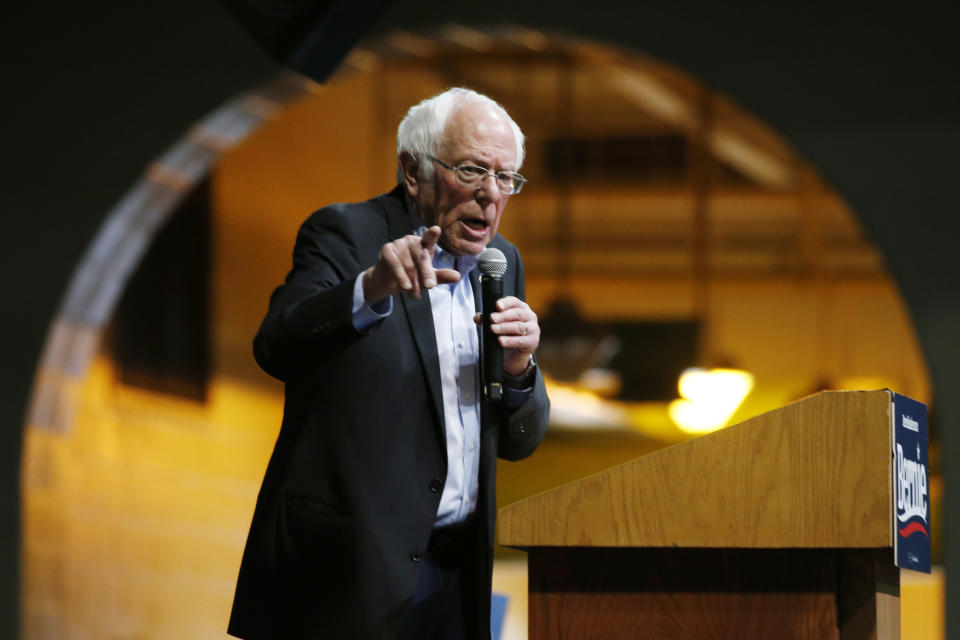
[396,87,525,178]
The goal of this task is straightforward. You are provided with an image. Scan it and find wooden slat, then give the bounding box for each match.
[499,390,893,548]
[838,549,901,640]
[529,548,842,640]
[528,547,899,640]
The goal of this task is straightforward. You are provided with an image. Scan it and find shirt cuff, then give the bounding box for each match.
[351,272,392,332]
[502,384,533,408]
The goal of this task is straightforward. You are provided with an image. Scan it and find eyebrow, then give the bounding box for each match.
[458,159,517,173]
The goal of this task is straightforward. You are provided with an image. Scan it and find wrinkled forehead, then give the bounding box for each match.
[440,102,517,159]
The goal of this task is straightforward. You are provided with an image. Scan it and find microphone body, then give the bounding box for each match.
[478,248,508,401]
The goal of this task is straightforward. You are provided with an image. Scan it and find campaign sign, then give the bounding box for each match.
[892,393,930,573]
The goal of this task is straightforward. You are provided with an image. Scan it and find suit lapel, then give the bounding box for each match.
[470,269,482,312]
[471,268,489,435]
[382,188,446,436]
[470,268,483,369]
[400,293,445,434]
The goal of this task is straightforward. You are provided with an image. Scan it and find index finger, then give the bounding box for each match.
[495,296,526,311]
[420,225,443,252]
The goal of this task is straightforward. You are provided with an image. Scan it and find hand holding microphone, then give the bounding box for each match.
[478,248,540,401]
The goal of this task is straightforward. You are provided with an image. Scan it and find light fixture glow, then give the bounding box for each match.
[669,367,755,434]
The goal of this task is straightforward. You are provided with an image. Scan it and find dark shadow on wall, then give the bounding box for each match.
[112,178,212,403]
[2,2,277,635]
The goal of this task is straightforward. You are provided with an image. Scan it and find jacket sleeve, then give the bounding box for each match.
[496,244,550,461]
[253,206,365,382]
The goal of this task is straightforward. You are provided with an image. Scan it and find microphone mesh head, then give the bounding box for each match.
[477,248,507,276]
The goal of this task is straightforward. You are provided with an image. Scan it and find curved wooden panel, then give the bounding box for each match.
[500,389,893,549]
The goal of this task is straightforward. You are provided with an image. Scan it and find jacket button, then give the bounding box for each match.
[429,478,443,493]
[410,548,424,563]
[513,420,527,435]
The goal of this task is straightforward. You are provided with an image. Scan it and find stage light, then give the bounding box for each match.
[669,367,754,434]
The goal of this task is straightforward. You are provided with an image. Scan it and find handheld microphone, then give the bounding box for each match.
[478,248,507,401]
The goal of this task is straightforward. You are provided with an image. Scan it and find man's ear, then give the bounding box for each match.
[399,151,420,197]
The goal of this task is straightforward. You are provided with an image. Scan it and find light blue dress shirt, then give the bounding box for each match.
[351,231,529,526]
[425,248,482,525]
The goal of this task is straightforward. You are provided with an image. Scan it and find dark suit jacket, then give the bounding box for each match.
[228,186,549,639]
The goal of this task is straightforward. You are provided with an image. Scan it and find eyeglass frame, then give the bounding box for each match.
[424,154,528,195]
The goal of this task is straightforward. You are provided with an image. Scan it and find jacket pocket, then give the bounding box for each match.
[285,492,351,520]
[280,492,357,594]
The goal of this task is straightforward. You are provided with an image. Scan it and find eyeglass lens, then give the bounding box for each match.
[454,166,522,194]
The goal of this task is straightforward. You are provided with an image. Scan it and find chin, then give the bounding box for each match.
[461,240,490,256]
[444,235,489,257]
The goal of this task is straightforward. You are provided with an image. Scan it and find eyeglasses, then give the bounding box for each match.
[425,154,527,195]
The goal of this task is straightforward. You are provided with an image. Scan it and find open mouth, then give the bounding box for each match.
[462,218,489,231]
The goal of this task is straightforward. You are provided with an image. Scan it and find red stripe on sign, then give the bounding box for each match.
[898,521,929,538]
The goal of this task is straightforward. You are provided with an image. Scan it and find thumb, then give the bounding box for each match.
[434,268,461,285]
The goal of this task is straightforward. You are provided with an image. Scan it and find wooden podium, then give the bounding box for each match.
[499,390,901,639]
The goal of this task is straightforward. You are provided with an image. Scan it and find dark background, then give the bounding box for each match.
[4,1,958,636]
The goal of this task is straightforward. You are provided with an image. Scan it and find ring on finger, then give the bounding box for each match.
[519,321,528,336]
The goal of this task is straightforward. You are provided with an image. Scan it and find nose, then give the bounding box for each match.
[475,172,504,201]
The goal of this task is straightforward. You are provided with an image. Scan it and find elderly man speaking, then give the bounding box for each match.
[228,88,550,640]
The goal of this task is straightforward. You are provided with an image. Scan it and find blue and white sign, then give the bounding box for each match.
[892,392,930,573]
